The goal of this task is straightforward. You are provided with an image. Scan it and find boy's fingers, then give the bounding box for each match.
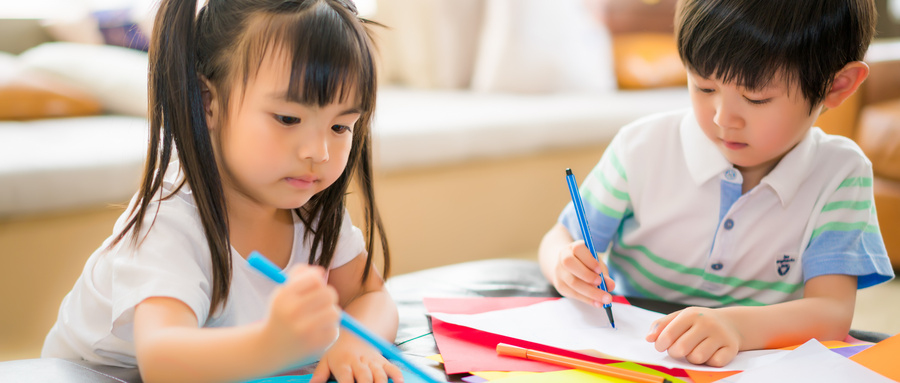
[653,310,696,353]
[646,310,680,343]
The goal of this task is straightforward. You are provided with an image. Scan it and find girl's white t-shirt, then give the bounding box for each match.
[41,167,365,367]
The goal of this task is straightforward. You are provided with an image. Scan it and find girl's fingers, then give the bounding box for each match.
[383,362,404,383]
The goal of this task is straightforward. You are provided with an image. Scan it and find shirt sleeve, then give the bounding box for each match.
[802,159,894,289]
[108,197,215,342]
[329,209,367,269]
[559,133,633,253]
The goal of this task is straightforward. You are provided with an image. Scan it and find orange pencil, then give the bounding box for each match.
[496,343,672,383]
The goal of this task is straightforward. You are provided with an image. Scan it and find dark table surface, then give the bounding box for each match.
[0,258,888,382]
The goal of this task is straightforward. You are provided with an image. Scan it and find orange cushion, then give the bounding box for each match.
[612,33,687,89]
[856,99,900,181]
[0,70,102,120]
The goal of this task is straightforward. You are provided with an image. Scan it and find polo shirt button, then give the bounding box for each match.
[725,169,737,180]
[711,263,724,270]
[724,219,734,230]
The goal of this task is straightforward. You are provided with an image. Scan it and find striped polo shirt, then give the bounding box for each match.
[559,109,894,307]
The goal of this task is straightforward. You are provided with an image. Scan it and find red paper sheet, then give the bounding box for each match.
[424,296,686,377]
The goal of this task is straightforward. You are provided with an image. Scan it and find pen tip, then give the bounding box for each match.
[566,168,573,175]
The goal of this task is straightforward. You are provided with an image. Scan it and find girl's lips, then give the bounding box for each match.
[285,176,317,189]
[722,140,748,150]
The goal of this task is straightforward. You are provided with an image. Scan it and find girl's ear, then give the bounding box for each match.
[200,76,219,130]
[823,61,869,109]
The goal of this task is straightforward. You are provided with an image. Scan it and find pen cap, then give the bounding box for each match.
[496,343,527,359]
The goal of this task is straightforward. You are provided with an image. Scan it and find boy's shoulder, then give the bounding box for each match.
[809,128,872,169]
[610,108,692,154]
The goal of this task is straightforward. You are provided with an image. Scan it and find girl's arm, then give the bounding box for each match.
[311,252,401,383]
[134,265,341,383]
[646,274,857,367]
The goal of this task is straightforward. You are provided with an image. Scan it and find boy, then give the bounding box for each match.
[539,0,894,367]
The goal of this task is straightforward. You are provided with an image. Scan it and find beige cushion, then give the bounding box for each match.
[469,0,615,93]
[371,0,486,89]
[17,42,148,117]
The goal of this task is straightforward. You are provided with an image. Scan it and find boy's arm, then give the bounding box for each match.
[312,252,401,383]
[539,223,616,307]
[134,265,341,383]
[647,274,856,367]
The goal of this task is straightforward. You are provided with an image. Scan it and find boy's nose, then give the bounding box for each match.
[713,98,744,130]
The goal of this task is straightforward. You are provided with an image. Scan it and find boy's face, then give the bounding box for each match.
[688,70,822,176]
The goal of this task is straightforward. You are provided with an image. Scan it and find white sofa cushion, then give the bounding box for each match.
[0,116,148,216]
[0,87,689,217]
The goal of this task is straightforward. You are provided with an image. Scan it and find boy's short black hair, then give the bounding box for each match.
[676,0,876,111]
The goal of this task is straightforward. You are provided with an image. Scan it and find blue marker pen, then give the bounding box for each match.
[565,168,616,329]
[247,251,443,383]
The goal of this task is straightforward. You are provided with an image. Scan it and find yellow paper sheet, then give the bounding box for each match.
[488,369,631,383]
[469,371,536,380]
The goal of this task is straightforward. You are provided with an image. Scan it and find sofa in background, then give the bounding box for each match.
[0,3,691,361]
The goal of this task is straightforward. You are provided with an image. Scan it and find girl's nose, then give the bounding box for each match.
[298,129,329,163]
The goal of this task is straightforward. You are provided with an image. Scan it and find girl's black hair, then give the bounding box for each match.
[112,0,388,317]
[676,0,876,112]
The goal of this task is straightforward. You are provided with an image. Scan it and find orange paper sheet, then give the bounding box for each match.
[850,332,900,381]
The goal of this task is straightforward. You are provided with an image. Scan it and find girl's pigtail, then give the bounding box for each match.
[356,116,390,282]
[115,0,232,317]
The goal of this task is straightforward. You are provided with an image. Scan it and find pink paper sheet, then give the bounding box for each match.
[423,296,688,376]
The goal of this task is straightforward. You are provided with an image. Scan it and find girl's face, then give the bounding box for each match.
[688,70,821,176]
[210,51,360,211]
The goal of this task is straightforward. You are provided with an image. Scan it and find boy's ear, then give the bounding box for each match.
[199,75,219,130]
[822,61,869,109]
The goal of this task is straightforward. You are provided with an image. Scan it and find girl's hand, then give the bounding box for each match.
[645,307,741,367]
[264,265,341,363]
[550,240,617,308]
[310,334,403,383]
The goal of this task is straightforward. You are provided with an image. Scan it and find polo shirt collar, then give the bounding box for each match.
[680,112,731,185]
[679,112,818,207]
[761,128,817,207]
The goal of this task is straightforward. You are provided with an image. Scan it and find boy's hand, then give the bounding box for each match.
[645,307,741,367]
[551,240,617,308]
[264,265,341,363]
[310,334,403,383]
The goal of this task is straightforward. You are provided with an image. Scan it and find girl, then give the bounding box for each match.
[41,1,401,382]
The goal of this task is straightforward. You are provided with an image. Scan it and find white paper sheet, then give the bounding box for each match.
[430,298,787,371]
[718,339,894,382]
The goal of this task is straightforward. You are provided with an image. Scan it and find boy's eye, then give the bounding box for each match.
[275,115,301,125]
[697,87,715,94]
[745,97,771,105]
[332,124,352,134]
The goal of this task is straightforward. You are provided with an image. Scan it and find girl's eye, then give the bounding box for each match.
[332,124,352,134]
[275,115,300,125]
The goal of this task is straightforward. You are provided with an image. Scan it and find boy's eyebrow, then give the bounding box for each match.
[266,91,362,115]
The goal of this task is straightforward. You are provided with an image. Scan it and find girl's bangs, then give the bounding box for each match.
[240,4,374,111]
